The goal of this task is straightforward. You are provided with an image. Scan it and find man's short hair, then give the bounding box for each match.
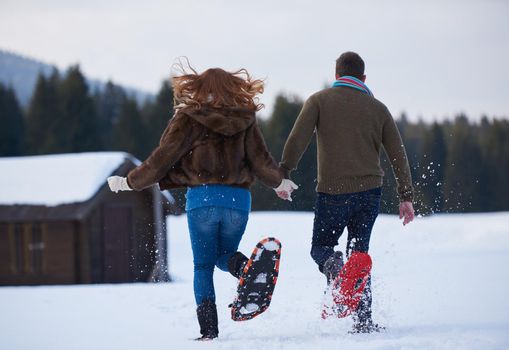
[335,52,365,79]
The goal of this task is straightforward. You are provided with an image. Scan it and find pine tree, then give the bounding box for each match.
[381,113,418,214]
[419,122,447,213]
[94,81,127,149]
[25,70,62,154]
[251,95,317,211]
[58,65,101,152]
[443,115,484,212]
[0,84,24,156]
[478,118,509,210]
[111,97,146,158]
[263,95,304,160]
[140,80,174,159]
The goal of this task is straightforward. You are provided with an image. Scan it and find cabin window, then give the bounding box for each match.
[29,223,45,274]
[10,223,45,275]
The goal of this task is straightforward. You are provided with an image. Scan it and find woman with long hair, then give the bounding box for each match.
[108,63,297,340]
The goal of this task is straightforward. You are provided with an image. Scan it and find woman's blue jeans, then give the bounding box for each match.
[187,206,249,305]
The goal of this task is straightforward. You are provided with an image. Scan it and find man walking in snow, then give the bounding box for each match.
[277,51,415,332]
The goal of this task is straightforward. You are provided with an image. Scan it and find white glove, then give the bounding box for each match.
[107,176,132,193]
[274,179,299,202]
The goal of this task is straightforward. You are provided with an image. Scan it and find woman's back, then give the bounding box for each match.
[158,106,282,190]
[126,66,283,192]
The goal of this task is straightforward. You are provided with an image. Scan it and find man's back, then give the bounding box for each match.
[313,86,388,179]
[280,85,413,201]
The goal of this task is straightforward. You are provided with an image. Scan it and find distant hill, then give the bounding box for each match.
[0,49,153,107]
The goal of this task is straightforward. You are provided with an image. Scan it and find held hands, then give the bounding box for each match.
[274,179,299,202]
[107,176,132,193]
[399,201,415,226]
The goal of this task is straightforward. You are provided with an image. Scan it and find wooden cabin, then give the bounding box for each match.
[0,152,180,286]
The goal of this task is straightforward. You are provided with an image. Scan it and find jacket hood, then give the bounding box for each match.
[181,107,256,136]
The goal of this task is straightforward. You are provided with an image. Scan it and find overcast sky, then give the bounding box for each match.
[1,0,508,121]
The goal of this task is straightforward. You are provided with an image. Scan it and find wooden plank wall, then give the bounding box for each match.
[0,221,75,285]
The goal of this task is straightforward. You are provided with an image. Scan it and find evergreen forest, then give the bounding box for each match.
[1,66,508,214]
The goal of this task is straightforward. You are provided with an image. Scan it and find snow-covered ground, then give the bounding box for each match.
[1,212,509,349]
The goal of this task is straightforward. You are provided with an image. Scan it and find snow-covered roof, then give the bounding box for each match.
[0,152,140,206]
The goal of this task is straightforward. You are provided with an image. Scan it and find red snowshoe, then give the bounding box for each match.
[322,252,372,319]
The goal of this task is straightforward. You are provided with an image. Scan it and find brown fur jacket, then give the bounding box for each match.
[127,107,284,191]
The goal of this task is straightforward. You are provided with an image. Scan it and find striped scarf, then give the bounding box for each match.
[332,76,373,97]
